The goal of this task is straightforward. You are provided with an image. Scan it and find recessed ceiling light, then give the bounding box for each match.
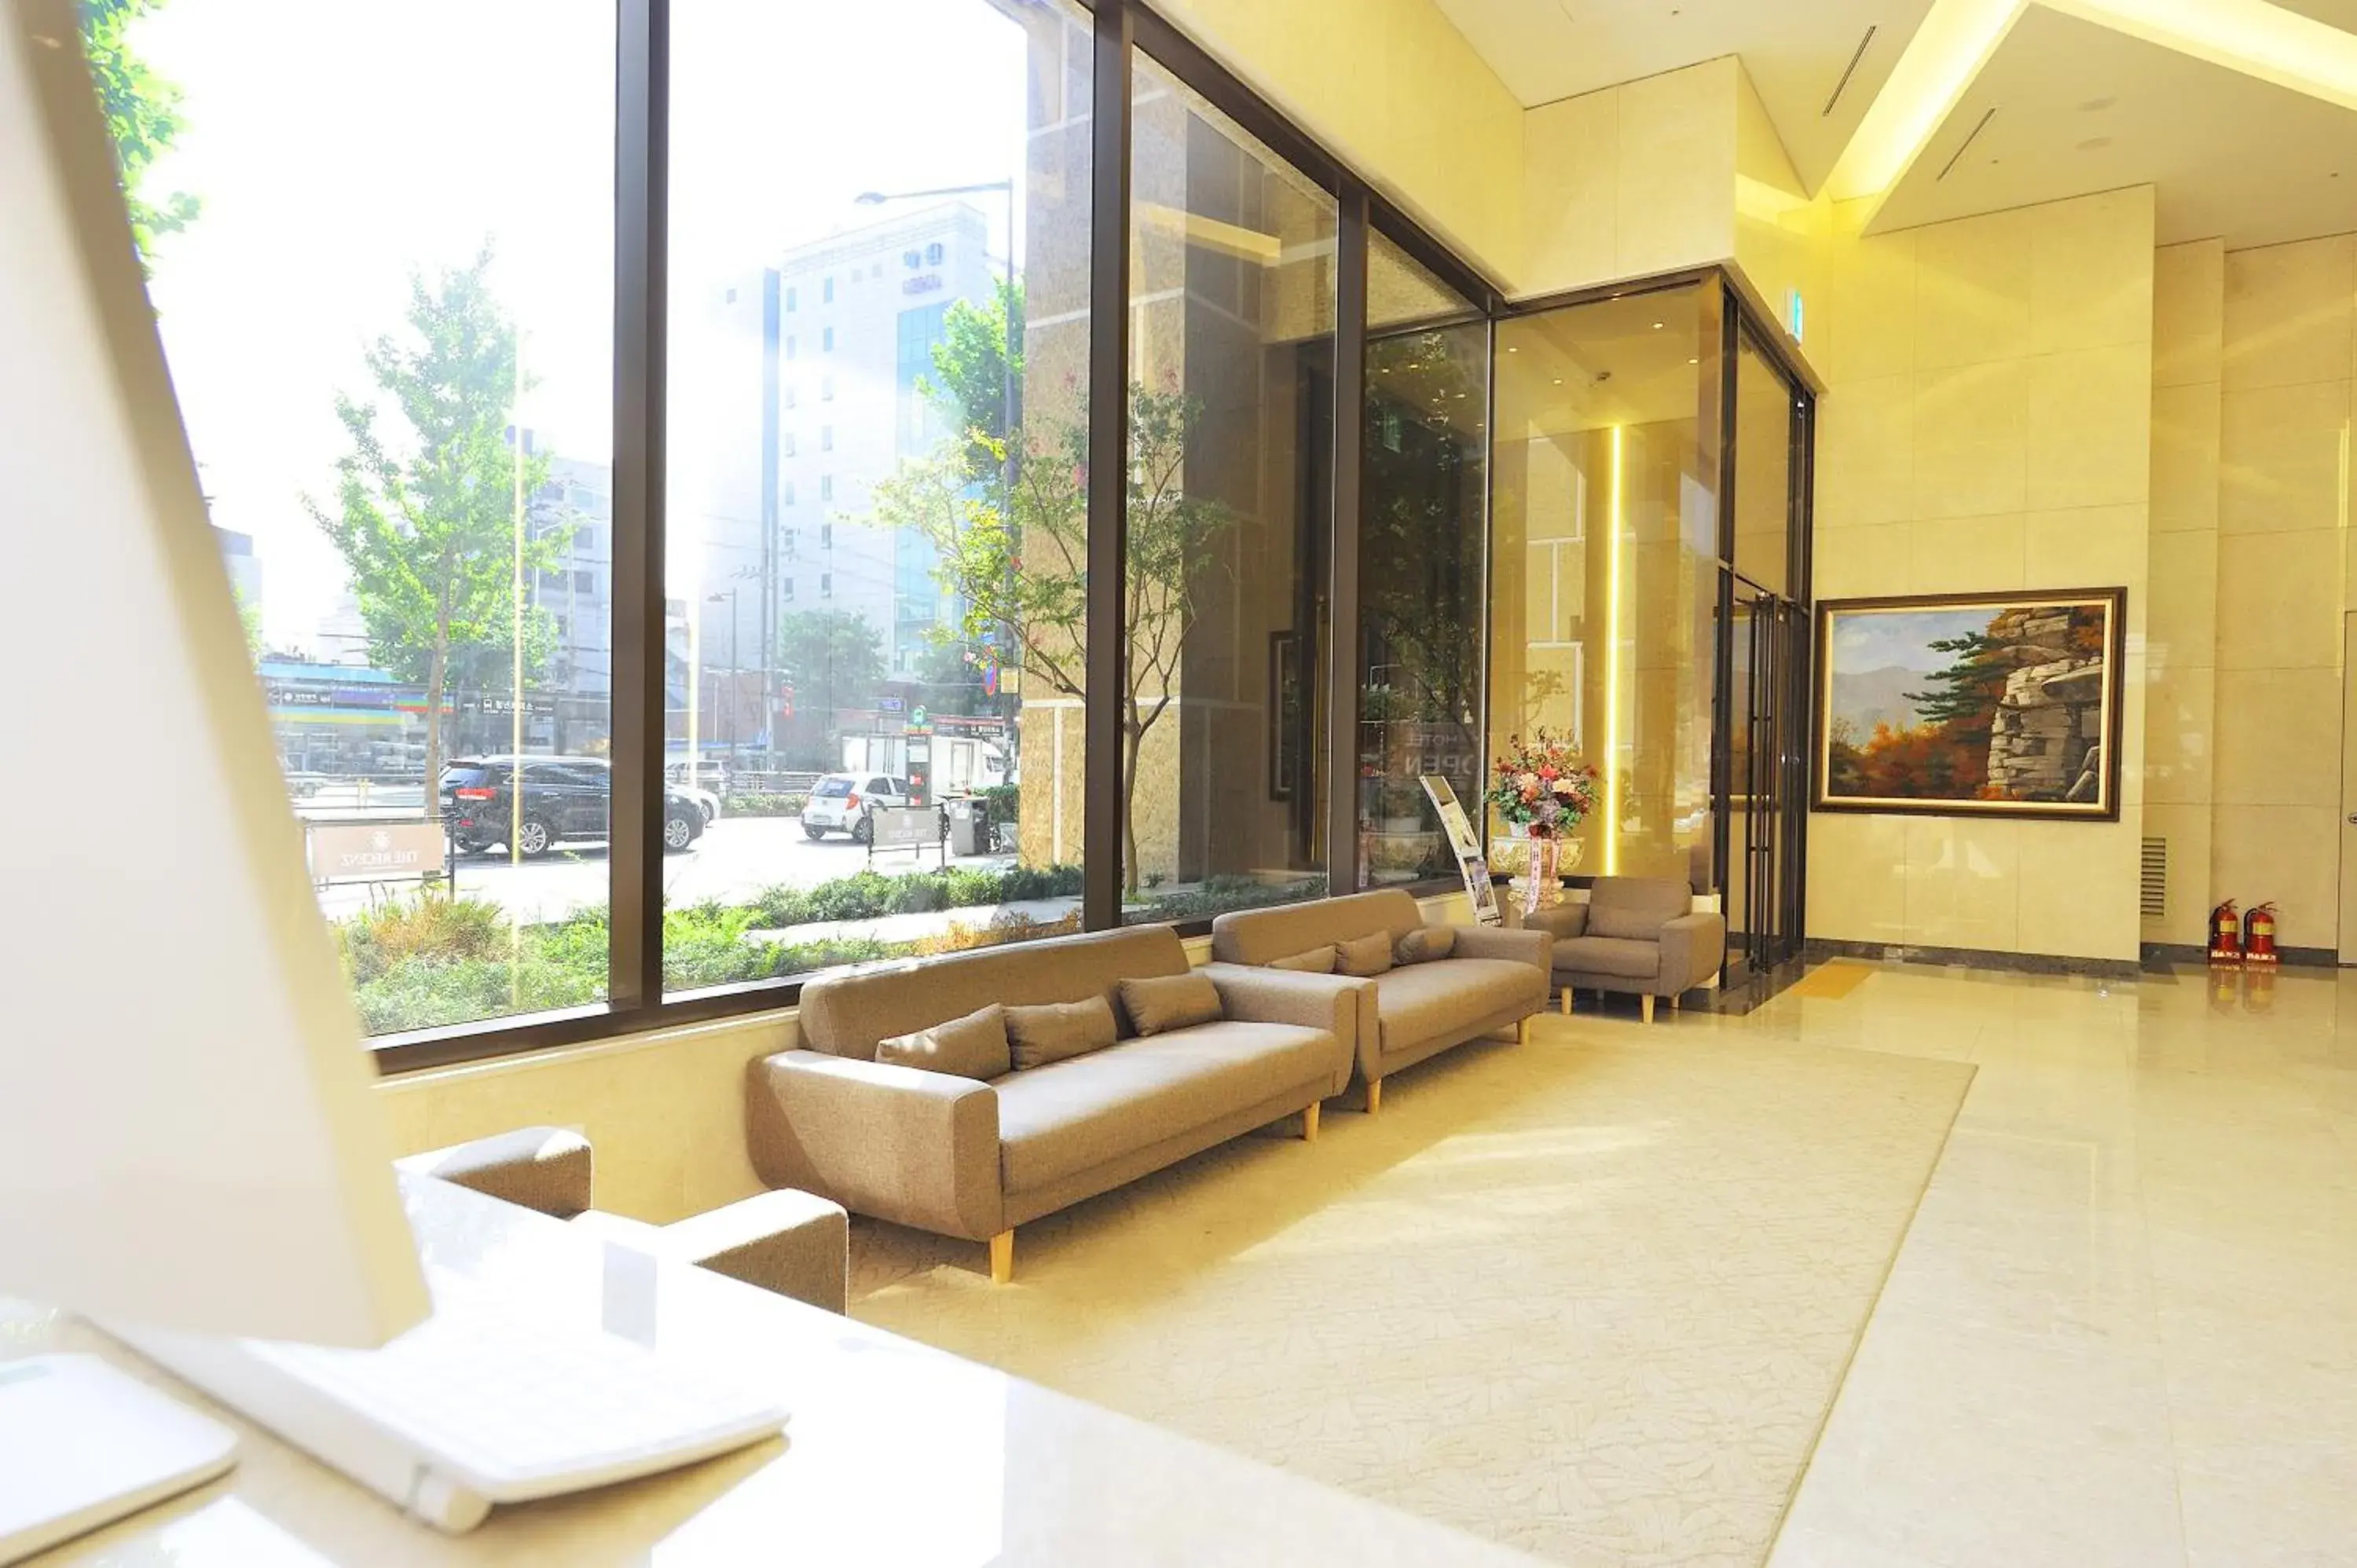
[1688,357,1699,364]
[1651,321,1665,330]
[1552,378,1564,385]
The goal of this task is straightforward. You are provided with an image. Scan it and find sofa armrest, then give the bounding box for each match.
[746,1051,1003,1240]
[1656,910,1727,993]
[1519,904,1586,939]
[397,1126,593,1219]
[1199,963,1366,1095]
[1450,925,1554,973]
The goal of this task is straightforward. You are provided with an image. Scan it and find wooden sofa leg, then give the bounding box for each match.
[988,1229,1014,1285]
[1670,992,1681,1010]
[1364,1078,1382,1116]
[1560,986,1573,1015]
[1641,995,1655,1024]
[1302,1102,1321,1142]
[1518,1016,1532,1046]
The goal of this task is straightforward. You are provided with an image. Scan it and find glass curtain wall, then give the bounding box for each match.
[665,0,1091,992]
[1490,284,1720,892]
[1360,236,1487,888]
[1122,52,1338,921]
[105,0,617,1035]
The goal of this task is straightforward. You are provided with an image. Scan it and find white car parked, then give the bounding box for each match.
[800,772,909,843]
[663,760,724,824]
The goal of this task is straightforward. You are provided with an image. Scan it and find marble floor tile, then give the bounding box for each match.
[841,960,2357,1566]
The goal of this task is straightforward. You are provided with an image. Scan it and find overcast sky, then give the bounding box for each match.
[136,0,1033,650]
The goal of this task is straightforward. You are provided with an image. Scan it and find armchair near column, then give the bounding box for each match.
[1524,876,1725,1022]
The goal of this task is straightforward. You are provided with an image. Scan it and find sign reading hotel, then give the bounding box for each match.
[306,821,446,884]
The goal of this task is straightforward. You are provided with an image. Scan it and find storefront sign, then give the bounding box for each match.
[870,807,939,849]
[306,820,446,883]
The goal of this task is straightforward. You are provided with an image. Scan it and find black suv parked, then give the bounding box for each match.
[439,755,706,858]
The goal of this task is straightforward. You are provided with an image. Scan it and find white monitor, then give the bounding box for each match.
[0,0,429,1350]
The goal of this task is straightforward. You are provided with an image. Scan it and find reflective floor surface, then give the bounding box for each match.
[1764,959,2357,1568]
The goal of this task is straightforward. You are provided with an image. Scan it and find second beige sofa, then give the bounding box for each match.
[746,924,1359,1281]
[1208,890,1552,1112]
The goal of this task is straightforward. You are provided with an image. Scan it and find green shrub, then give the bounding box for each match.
[1140,875,1328,923]
[338,893,508,984]
[999,863,1084,902]
[980,782,1021,822]
[745,862,1084,931]
[726,791,809,817]
[350,951,601,1035]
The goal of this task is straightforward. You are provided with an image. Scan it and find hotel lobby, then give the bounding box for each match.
[8,0,2357,1564]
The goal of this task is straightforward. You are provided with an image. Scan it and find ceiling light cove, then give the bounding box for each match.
[2046,0,2357,112]
[1826,0,2357,220]
[1824,0,2027,205]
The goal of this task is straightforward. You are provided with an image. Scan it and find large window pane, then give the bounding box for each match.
[102,0,615,1035]
[1490,287,1717,891]
[1361,234,1486,888]
[665,0,1091,994]
[1123,54,1338,922]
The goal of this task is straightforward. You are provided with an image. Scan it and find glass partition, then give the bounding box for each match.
[665,0,1091,992]
[1489,284,1719,891]
[1122,52,1338,921]
[118,0,617,1035]
[1360,234,1487,887]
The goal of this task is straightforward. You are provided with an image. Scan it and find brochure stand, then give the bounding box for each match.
[1419,775,1501,927]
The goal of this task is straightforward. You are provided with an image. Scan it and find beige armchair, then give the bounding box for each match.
[400,1127,850,1314]
[1525,876,1725,1022]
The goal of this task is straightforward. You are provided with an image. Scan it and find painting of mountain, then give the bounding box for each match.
[1828,665,1925,735]
[1814,589,2126,819]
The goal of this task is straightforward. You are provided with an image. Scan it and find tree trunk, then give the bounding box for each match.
[423,618,449,825]
[1120,720,1143,900]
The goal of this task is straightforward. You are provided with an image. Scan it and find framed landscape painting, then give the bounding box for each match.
[1813,588,2126,820]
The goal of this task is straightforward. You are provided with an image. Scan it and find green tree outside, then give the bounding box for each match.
[870,373,1230,896]
[308,249,565,811]
[78,0,199,266]
[777,607,888,768]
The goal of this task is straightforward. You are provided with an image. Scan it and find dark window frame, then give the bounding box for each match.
[375,0,1510,1073]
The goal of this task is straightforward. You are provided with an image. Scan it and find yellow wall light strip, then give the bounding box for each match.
[1602,424,1625,877]
[1823,0,2027,205]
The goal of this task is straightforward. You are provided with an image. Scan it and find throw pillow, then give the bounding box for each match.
[1118,972,1225,1037]
[874,1003,1011,1081]
[1269,945,1337,974]
[1335,930,1395,978]
[1004,995,1120,1070]
[1394,925,1458,965]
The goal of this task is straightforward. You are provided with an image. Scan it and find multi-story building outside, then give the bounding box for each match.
[698,203,1002,765]
[529,452,615,755]
[213,526,262,625]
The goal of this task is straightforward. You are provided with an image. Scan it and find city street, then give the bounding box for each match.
[311,811,1020,925]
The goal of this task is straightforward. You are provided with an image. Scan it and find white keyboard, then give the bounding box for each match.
[103,1309,787,1533]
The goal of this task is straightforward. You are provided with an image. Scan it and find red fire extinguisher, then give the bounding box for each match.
[2243,902,2278,965]
[2209,899,2242,965]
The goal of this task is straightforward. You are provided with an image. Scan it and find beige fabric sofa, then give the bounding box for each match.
[1525,875,1726,1022]
[747,925,1359,1282]
[1208,890,1552,1113]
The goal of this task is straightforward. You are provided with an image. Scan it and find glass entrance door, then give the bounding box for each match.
[1728,581,1807,975]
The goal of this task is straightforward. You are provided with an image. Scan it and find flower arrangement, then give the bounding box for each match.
[1486,728,1598,840]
